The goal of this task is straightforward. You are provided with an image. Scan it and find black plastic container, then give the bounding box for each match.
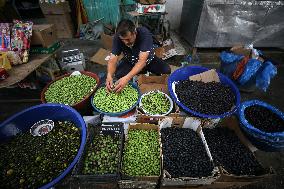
[72,122,124,185]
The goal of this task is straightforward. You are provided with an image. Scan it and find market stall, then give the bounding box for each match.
[0,1,283,189]
[1,65,282,189]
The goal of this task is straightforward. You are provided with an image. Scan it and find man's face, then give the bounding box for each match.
[119,31,136,47]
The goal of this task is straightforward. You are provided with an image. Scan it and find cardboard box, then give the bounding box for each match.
[154,44,176,60]
[90,48,123,66]
[136,113,185,126]
[169,65,179,73]
[136,74,178,117]
[137,115,221,134]
[189,69,220,83]
[119,123,161,189]
[137,74,169,94]
[160,181,253,189]
[231,45,251,57]
[0,52,12,70]
[136,74,182,123]
[40,2,71,15]
[154,47,165,59]
[159,120,220,187]
[31,24,58,48]
[101,33,113,51]
[208,116,275,183]
[45,14,74,38]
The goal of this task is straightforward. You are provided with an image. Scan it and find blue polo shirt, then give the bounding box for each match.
[111,27,155,65]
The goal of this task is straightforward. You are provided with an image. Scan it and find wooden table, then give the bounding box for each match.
[0,54,54,88]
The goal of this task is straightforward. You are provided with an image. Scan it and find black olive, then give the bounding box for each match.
[175,80,235,115]
[0,121,80,188]
[203,127,266,176]
[245,105,284,133]
[161,128,214,178]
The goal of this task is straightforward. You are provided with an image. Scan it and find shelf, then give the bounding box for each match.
[127,11,167,17]
[0,54,53,88]
[17,6,40,10]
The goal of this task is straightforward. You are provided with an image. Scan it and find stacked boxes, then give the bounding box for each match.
[40,2,74,38]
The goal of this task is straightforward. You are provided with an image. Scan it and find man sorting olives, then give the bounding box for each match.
[106,19,171,93]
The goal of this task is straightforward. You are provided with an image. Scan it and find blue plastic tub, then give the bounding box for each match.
[168,66,241,118]
[242,130,284,152]
[91,82,141,117]
[238,100,284,151]
[0,103,87,189]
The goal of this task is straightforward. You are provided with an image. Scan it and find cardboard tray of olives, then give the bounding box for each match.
[119,123,162,189]
[204,116,275,183]
[159,119,220,187]
[72,122,124,182]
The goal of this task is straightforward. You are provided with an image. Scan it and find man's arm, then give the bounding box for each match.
[107,54,119,78]
[126,51,149,79]
[114,51,149,92]
[106,54,119,92]
[106,33,122,92]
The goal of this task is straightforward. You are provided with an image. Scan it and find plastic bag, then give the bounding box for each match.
[0,23,11,51]
[11,20,33,63]
[6,51,22,65]
[238,100,284,144]
[238,59,262,86]
[220,51,243,77]
[256,61,277,92]
[0,52,12,70]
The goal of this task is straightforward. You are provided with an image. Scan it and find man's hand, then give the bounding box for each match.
[113,75,131,93]
[106,75,113,92]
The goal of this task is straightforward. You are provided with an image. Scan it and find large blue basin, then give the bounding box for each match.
[91,82,141,117]
[0,103,87,189]
[168,66,241,118]
[238,100,284,151]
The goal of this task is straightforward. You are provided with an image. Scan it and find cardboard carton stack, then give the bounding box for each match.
[90,32,123,66]
[40,2,74,38]
[31,24,58,48]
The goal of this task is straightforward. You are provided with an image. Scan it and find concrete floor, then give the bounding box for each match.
[0,39,284,188]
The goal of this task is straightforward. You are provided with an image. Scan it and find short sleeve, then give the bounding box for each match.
[139,28,153,52]
[111,34,122,56]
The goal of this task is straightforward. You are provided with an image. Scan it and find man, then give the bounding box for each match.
[106,19,171,92]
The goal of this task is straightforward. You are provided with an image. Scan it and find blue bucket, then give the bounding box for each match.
[168,66,241,118]
[241,130,284,152]
[91,82,141,117]
[0,103,87,189]
[238,100,284,148]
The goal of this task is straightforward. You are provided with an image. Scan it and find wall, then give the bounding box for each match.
[83,0,121,27]
[165,0,184,30]
[81,0,184,29]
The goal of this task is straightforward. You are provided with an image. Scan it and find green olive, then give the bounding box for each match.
[93,84,139,113]
[45,74,97,105]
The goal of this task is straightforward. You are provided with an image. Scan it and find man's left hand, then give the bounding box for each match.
[114,75,131,93]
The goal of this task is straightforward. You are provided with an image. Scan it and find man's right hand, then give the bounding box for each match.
[106,75,113,92]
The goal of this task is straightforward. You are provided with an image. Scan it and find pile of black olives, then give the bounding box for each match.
[175,80,235,115]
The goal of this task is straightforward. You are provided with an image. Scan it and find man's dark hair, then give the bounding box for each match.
[116,19,136,37]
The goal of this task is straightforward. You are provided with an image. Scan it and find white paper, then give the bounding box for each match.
[70,71,81,76]
[183,117,201,131]
[172,81,180,102]
[159,117,173,129]
[105,55,111,61]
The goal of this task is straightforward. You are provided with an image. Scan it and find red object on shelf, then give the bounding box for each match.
[0,68,9,81]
